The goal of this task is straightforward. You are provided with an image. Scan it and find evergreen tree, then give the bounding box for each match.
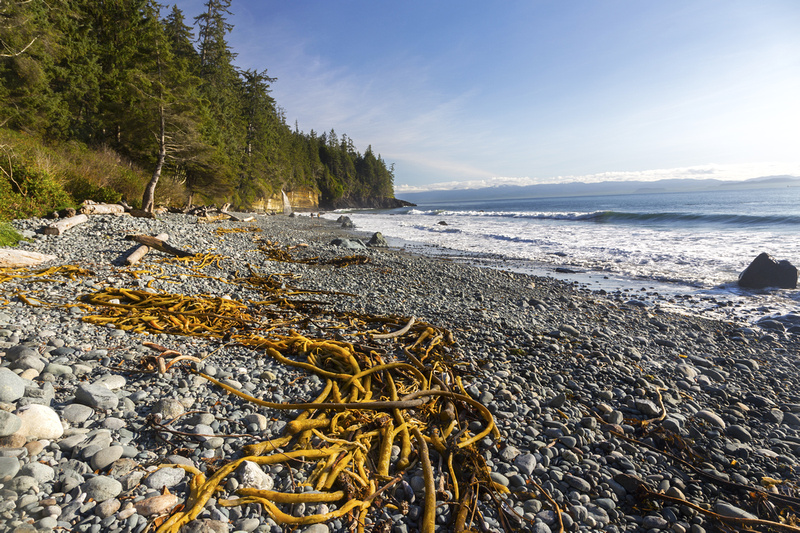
[191,0,243,200]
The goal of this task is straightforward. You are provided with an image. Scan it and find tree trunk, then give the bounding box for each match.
[142,104,165,214]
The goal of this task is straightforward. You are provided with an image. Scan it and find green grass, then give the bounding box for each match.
[0,222,24,247]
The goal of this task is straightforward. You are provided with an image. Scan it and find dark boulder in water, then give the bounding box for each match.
[738,253,797,289]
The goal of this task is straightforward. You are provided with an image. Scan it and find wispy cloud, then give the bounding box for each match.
[395,163,800,193]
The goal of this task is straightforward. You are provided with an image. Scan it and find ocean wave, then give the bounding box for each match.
[405,208,800,226]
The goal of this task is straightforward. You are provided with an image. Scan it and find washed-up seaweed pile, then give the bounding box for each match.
[77,256,512,533]
[0,264,94,306]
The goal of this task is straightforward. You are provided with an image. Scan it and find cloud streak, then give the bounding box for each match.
[395,163,800,193]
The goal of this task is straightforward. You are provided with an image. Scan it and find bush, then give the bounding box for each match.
[0,222,24,246]
[0,151,74,220]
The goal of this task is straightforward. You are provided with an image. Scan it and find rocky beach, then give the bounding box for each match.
[1,211,799,533]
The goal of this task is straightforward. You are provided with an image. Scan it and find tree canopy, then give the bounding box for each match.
[0,0,395,209]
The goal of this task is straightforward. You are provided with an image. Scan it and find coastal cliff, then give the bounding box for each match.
[249,187,415,212]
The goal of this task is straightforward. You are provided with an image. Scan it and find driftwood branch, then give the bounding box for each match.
[42,214,88,235]
[0,249,57,268]
[124,234,193,258]
[79,203,125,215]
[124,233,169,265]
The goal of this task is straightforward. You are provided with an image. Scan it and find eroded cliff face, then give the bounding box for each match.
[250,187,319,212]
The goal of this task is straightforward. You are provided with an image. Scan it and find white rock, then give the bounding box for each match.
[14,404,64,440]
[234,460,274,490]
[94,374,127,390]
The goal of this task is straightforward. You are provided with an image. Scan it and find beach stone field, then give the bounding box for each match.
[2,212,799,533]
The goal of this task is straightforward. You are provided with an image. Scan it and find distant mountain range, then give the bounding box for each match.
[398,175,800,204]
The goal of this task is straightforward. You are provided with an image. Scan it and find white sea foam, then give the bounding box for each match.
[326,188,800,323]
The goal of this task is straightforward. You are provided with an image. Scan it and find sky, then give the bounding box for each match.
[171,0,800,191]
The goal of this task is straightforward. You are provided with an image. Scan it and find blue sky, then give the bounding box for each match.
[171,1,800,191]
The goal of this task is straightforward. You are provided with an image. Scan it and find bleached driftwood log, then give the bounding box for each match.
[125,233,169,265]
[224,212,255,222]
[79,203,125,215]
[124,234,193,258]
[0,249,57,268]
[42,214,89,235]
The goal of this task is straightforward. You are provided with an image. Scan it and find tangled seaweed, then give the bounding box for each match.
[77,250,512,532]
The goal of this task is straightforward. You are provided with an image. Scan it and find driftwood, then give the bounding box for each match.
[79,203,125,215]
[42,214,89,235]
[225,213,255,222]
[0,249,57,268]
[124,234,193,258]
[125,233,169,265]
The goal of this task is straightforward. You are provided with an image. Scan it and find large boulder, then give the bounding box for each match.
[738,253,797,289]
[367,232,388,248]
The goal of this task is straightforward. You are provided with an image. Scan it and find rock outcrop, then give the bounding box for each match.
[738,252,798,289]
[322,197,415,210]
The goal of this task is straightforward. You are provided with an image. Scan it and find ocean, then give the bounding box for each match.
[323,187,800,325]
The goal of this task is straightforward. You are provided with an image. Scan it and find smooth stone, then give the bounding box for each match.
[0,456,20,481]
[0,433,26,447]
[7,475,37,492]
[564,474,592,492]
[4,345,37,362]
[14,404,63,439]
[61,404,95,425]
[234,460,274,490]
[152,399,185,420]
[0,411,22,437]
[44,363,73,377]
[91,445,124,471]
[144,466,186,490]
[102,417,126,430]
[10,354,45,373]
[783,412,800,427]
[0,367,25,402]
[301,525,329,533]
[94,374,127,390]
[19,461,55,483]
[135,493,179,516]
[180,519,230,533]
[82,475,123,502]
[634,399,661,417]
[514,453,537,476]
[714,501,758,519]
[695,409,726,429]
[75,383,119,410]
[95,498,121,518]
[726,425,752,443]
[243,413,268,431]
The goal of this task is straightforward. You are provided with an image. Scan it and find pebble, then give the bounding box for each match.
[0,456,20,481]
[695,409,726,429]
[0,212,797,533]
[0,367,26,402]
[0,410,22,437]
[144,466,186,490]
[75,383,119,410]
[135,493,179,516]
[82,475,123,501]
[91,445,124,471]
[14,404,63,439]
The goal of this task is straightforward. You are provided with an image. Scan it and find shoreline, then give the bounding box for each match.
[1,212,800,533]
[325,212,798,328]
